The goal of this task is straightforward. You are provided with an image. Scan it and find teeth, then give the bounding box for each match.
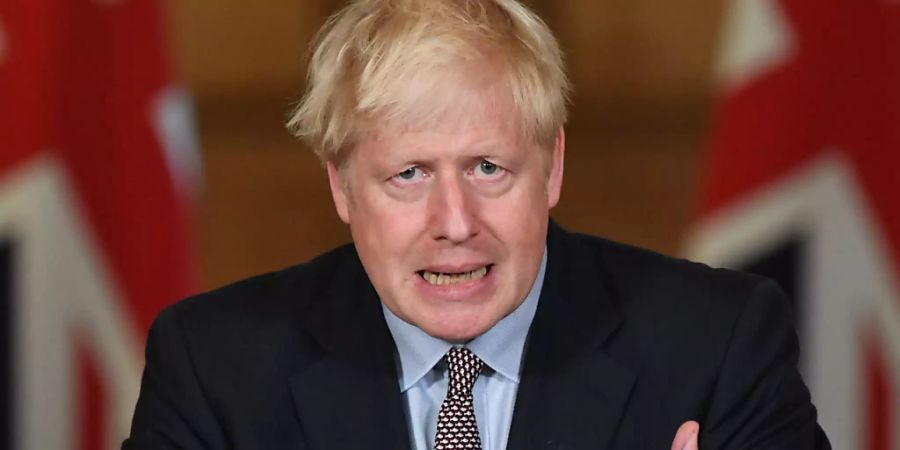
[421,266,488,285]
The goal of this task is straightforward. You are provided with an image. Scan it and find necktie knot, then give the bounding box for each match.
[445,347,484,395]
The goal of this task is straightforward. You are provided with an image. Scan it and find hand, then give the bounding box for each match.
[670,420,699,450]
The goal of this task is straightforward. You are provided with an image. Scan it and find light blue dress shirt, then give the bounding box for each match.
[382,249,546,450]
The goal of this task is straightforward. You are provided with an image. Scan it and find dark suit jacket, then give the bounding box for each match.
[124,222,830,449]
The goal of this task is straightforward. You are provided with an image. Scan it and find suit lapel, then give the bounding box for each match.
[507,223,637,450]
[288,251,411,450]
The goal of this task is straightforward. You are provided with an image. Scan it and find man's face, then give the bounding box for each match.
[327,106,564,342]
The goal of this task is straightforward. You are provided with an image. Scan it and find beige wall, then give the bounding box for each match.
[164,0,726,289]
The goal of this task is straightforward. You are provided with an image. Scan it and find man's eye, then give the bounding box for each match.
[479,161,498,175]
[474,160,504,178]
[394,167,421,181]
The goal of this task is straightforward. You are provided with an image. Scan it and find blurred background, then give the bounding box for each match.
[1,0,897,449]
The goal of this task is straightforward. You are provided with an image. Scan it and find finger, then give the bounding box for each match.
[683,425,699,450]
[670,420,700,450]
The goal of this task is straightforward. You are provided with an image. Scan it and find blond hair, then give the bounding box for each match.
[287,0,570,166]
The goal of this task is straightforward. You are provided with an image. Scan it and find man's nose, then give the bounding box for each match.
[429,175,479,244]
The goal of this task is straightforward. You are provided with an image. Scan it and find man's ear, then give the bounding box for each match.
[326,161,351,224]
[547,126,565,209]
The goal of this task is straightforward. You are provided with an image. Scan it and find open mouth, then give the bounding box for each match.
[417,265,493,286]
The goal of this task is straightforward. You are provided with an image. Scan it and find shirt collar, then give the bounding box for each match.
[382,248,547,391]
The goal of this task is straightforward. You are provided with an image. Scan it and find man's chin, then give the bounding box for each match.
[420,318,496,343]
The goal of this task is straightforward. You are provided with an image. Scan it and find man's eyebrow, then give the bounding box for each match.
[378,155,436,172]
[378,139,511,164]
[388,149,437,164]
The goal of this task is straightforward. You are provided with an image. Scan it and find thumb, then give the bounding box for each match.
[670,420,700,450]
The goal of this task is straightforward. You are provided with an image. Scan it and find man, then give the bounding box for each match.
[124,0,830,449]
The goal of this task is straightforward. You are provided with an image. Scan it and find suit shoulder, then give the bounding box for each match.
[564,231,773,311]
[563,232,796,378]
[161,243,358,333]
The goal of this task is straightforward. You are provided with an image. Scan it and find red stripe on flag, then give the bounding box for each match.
[863,332,895,450]
[50,0,196,335]
[0,0,56,171]
[77,340,106,450]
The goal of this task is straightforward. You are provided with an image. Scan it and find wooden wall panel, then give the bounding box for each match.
[167,0,330,98]
[535,1,723,111]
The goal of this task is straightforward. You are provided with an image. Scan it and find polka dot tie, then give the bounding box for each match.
[434,347,485,450]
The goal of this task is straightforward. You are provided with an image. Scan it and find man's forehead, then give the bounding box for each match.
[358,117,524,158]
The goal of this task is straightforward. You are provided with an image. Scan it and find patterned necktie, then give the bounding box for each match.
[434,347,485,450]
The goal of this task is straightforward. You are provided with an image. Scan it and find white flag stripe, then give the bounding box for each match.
[872,294,900,448]
[802,154,895,450]
[0,156,143,450]
[714,0,794,93]
[683,156,817,268]
[1,158,77,450]
[152,85,203,200]
[875,295,900,394]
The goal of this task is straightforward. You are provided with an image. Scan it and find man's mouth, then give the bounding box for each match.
[417,265,492,286]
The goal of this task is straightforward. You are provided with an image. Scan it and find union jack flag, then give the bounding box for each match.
[687,0,900,448]
[0,0,198,448]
